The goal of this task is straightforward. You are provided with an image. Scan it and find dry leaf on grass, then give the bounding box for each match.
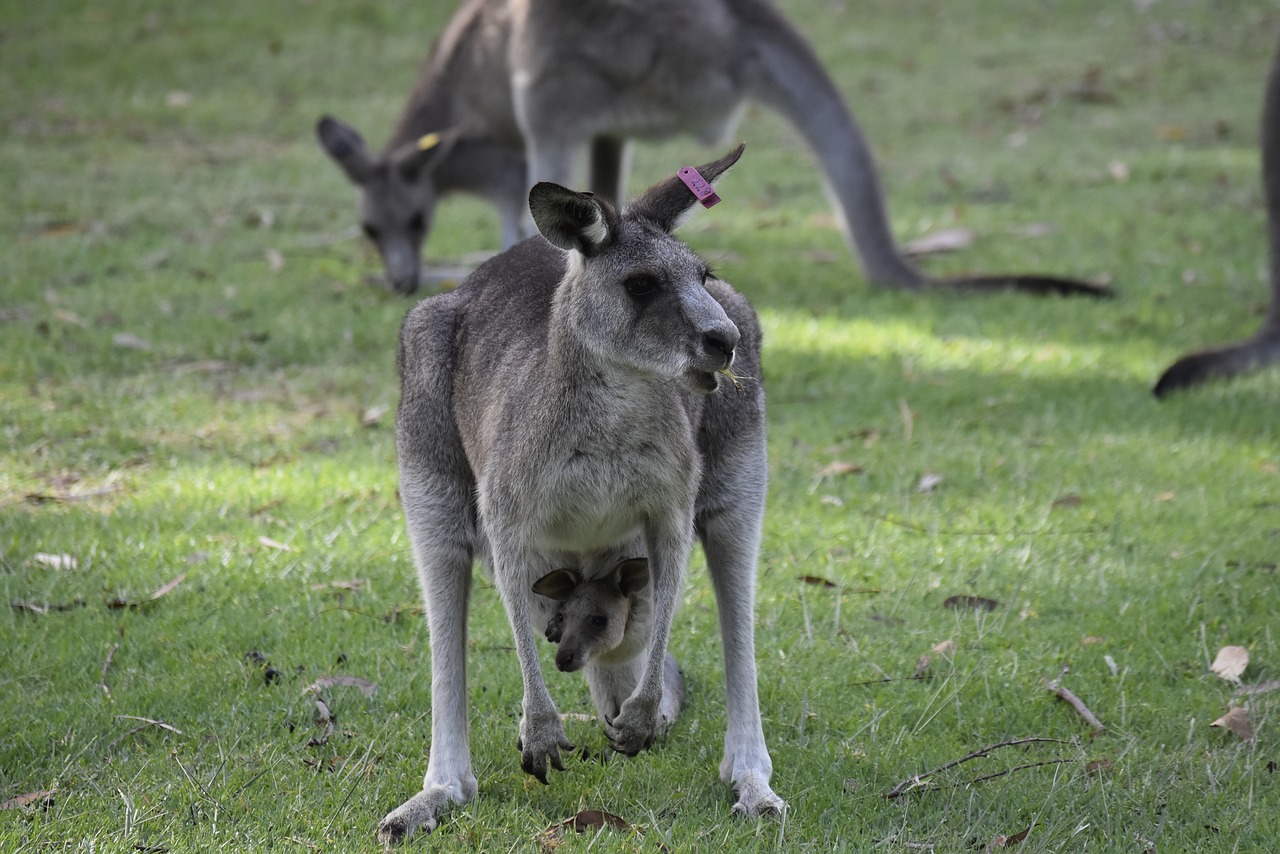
[539,809,636,852]
[987,825,1033,850]
[113,332,154,351]
[902,227,974,256]
[798,575,838,589]
[916,473,943,494]
[310,579,367,593]
[303,675,377,699]
[915,639,955,676]
[106,574,186,610]
[1009,222,1057,238]
[31,552,77,570]
[308,698,335,747]
[0,790,55,811]
[1210,646,1249,684]
[943,595,999,611]
[258,536,296,553]
[360,404,389,427]
[1238,679,1280,697]
[1211,707,1254,741]
[815,460,864,478]
[11,598,85,615]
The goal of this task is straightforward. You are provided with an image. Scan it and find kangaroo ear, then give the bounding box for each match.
[316,115,378,185]
[529,183,619,257]
[627,143,745,233]
[387,126,462,181]
[533,568,581,601]
[615,559,650,596]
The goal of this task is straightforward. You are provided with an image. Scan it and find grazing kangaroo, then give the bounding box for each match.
[317,0,1108,297]
[379,145,782,842]
[1154,40,1280,397]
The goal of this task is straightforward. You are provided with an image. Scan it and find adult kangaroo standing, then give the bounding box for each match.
[317,0,1108,297]
[1154,38,1280,397]
[379,145,783,842]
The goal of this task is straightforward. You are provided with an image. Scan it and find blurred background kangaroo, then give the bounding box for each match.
[317,0,1109,297]
[1154,36,1280,397]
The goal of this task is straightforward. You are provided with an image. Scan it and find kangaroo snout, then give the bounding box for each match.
[378,240,423,295]
[554,648,582,672]
[702,327,739,367]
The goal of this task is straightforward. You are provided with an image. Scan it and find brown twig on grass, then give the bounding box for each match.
[1045,666,1104,733]
[967,758,1073,786]
[884,737,1071,798]
[114,715,184,735]
[100,642,119,697]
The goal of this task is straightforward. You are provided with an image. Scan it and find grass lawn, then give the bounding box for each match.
[3,0,1278,850]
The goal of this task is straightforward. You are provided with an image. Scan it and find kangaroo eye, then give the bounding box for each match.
[624,275,658,300]
[590,616,608,629]
[408,212,425,233]
[361,223,380,242]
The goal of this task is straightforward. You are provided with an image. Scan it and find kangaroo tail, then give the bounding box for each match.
[732,0,1102,297]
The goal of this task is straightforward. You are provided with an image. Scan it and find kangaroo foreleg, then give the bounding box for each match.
[604,519,692,755]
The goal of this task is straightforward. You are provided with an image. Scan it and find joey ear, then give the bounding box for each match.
[387,126,462,181]
[316,115,378,185]
[532,568,582,602]
[615,558,650,596]
[627,143,745,233]
[529,183,619,257]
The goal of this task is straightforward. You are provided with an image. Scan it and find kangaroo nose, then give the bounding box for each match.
[390,269,421,296]
[555,649,580,673]
[702,329,738,364]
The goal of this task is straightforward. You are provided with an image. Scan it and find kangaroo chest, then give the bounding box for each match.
[521,392,698,552]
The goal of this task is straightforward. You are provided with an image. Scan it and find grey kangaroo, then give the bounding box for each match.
[317,0,1108,297]
[380,145,782,842]
[1155,39,1280,397]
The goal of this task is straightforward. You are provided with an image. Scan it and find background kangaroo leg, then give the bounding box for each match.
[588,136,632,205]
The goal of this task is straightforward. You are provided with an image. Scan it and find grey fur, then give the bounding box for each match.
[377,145,783,843]
[316,0,1108,297]
[1154,36,1280,397]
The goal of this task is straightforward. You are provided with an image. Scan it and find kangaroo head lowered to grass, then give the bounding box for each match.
[379,144,782,843]
[317,0,1109,297]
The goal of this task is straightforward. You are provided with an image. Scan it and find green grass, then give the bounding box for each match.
[3,0,1279,850]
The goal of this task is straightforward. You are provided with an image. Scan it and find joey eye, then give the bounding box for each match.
[590,616,608,629]
[624,275,659,300]
[408,212,425,233]
[361,223,380,242]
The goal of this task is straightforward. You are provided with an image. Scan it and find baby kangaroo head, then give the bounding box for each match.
[533,559,650,673]
[316,116,458,295]
[529,145,746,394]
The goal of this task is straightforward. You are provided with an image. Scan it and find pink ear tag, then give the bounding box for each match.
[677,166,721,208]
